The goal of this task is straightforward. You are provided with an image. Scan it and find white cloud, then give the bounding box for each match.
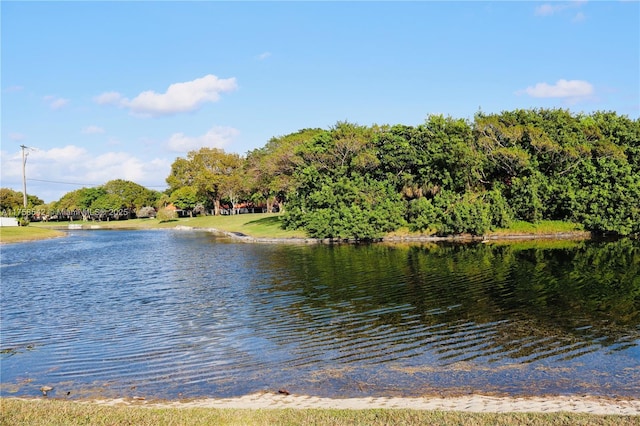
[94,91,124,105]
[43,95,69,110]
[257,51,272,60]
[0,145,170,202]
[84,152,146,182]
[167,126,240,152]
[535,1,587,20]
[535,4,561,16]
[8,132,26,141]
[572,11,586,22]
[0,149,24,182]
[94,74,238,117]
[82,125,105,134]
[4,85,24,93]
[1,145,90,185]
[40,145,88,164]
[517,79,594,100]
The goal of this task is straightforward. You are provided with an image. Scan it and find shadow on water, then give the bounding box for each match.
[1,231,638,399]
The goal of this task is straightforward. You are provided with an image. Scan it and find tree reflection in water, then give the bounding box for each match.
[258,239,639,366]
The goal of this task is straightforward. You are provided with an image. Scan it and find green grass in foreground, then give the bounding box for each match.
[1,399,637,426]
[0,226,65,244]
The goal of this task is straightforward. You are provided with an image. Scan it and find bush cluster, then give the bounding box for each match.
[278,110,639,238]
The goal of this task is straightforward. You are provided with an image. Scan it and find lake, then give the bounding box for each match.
[1,229,639,399]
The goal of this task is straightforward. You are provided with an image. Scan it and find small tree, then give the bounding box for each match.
[156,207,177,223]
[15,208,30,226]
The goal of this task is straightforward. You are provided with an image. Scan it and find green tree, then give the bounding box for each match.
[170,186,201,217]
[371,124,418,195]
[90,193,123,219]
[220,169,249,214]
[282,123,405,239]
[153,109,639,237]
[246,128,325,213]
[414,115,482,193]
[81,187,108,210]
[167,148,244,215]
[102,179,160,212]
[0,188,24,213]
[0,188,44,214]
[473,113,533,182]
[53,188,84,211]
[284,173,404,240]
[53,187,102,220]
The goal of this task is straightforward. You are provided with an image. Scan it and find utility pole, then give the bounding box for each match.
[20,144,28,208]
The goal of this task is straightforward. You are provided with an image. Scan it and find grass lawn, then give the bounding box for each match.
[0,226,66,244]
[490,220,586,236]
[1,398,637,426]
[29,213,307,239]
[173,214,308,238]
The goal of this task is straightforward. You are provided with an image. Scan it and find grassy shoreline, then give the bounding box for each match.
[0,226,66,244]
[1,397,637,426]
[1,214,592,245]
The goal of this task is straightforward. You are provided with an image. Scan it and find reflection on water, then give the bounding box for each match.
[1,230,639,399]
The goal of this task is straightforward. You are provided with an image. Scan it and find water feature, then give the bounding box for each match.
[1,229,639,399]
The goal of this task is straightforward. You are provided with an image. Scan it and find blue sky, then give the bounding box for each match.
[2,1,639,203]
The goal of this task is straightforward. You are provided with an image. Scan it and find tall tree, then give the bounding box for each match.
[167,147,244,215]
[246,128,325,213]
[0,188,25,213]
[102,179,160,212]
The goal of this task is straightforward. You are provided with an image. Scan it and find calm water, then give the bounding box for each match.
[1,230,639,399]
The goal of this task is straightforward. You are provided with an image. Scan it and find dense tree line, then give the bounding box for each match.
[0,180,163,221]
[0,188,45,224]
[19,108,639,237]
[267,109,637,238]
[51,179,162,219]
[0,188,44,212]
[162,109,639,238]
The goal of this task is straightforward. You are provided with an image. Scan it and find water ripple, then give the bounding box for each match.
[1,231,638,398]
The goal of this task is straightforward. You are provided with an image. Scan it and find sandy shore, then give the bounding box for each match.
[81,393,640,415]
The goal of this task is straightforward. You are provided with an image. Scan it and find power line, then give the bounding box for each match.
[26,178,167,188]
[27,178,101,186]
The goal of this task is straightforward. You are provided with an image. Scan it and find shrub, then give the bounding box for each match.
[406,197,439,232]
[136,206,156,218]
[14,209,30,226]
[485,188,513,229]
[436,192,491,236]
[156,207,177,223]
[505,175,543,223]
